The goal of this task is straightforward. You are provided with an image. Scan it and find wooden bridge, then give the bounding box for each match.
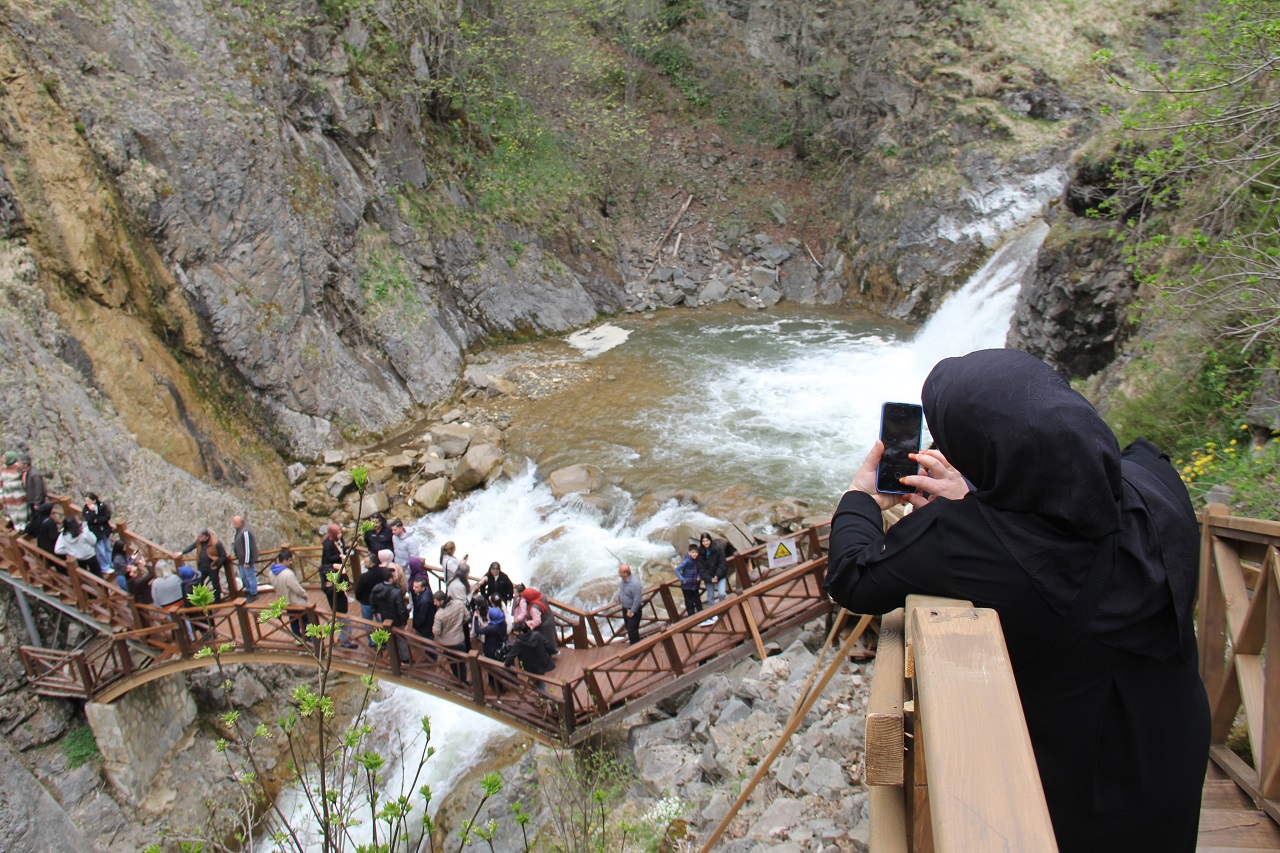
[0,498,832,745]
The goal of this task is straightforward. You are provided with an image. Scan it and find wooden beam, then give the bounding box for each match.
[912,606,1058,852]
[1211,744,1280,826]
[1200,505,1230,703]
[741,602,768,662]
[1264,550,1280,800]
[869,784,908,853]
[866,609,905,787]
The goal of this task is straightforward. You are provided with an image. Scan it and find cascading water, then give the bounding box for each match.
[263,218,1052,847]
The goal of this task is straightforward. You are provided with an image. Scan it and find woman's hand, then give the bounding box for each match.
[900,449,970,508]
[846,440,909,512]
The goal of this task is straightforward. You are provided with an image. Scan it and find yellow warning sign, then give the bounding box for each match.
[767,537,799,571]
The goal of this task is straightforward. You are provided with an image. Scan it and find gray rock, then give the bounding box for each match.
[760,286,782,307]
[547,463,602,497]
[430,424,474,458]
[749,267,777,289]
[284,462,307,485]
[747,796,806,841]
[359,490,390,517]
[635,743,702,792]
[629,716,694,753]
[697,279,729,303]
[384,453,414,470]
[0,737,90,851]
[451,443,504,492]
[677,674,732,722]
[326,470,355,499]
[800,756,846,796]
[413,477,451,511]
[289,489,307,508]
[717,696,752,725]
[323,449,346,466]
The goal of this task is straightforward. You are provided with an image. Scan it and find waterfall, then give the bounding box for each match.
[263,217,1054,846]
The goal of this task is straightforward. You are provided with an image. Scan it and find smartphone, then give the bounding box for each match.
[876,402,923,494]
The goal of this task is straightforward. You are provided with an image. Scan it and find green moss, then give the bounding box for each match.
[63,724,99,769]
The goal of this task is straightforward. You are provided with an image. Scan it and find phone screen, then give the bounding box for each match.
[877,402,923,494]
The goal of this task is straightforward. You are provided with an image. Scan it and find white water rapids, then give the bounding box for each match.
[262,218,1051,850]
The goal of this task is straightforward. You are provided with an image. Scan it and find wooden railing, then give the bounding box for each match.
[1197,502,1280,823]
[865,595,1058,852]
[1,513,832,744]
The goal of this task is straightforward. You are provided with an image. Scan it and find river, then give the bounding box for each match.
[264,219,1050,849]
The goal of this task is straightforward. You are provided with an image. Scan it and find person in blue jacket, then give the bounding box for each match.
[674,544,703,620]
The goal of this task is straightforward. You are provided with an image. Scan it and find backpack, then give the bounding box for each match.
[181,574,205,604]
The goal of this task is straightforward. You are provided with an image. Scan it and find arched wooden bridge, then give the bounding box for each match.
[0,498,832,745]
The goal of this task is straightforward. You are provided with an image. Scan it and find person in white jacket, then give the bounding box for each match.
[55,517,99,575]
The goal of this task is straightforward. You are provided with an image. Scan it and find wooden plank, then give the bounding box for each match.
[1238,654,1266,772]
[868,782,909,853]
[741,601,768,662]
[1264,550,1280,800]
[1215,538,1252,642]
[1202,778,1254,810]
[866,609,905,787]
[912,606,1058,853]
[1202,513,1280,539]
[1197,808,1280,847]
[1201,506,1231,708]
[1211,744,1280,826]
[904,596,970,680]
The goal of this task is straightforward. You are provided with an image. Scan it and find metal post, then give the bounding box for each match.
[14,589,41,647]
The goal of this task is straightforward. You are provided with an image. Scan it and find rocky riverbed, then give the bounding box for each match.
[434,617,875,852]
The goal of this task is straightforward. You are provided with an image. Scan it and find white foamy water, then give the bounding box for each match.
[265,218,1053,845]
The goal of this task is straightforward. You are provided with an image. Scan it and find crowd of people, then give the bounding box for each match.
[2,461,737,691]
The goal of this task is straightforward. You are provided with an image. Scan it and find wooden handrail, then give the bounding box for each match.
[1197,503,1280,821]
[866,596,1057,853]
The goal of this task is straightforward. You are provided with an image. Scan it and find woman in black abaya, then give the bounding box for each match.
[825,349,1209,853]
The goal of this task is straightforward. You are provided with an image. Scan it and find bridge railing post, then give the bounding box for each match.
[68,562,89,611]
[661,636,685,676]
[112,636,134,679]
[237,606,256,653]
[73,651,94,699]
[658,585,679,622]
[559,682,576,739]
[467,652,485,704]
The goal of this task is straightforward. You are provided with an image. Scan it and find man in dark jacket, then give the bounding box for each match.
[369,575,409,663]
[363,515,394,562]
[503,621,556,690]
[353,554,387,647]
[231,514,260,602]
[410,576,436,639]
[21,456,45,515]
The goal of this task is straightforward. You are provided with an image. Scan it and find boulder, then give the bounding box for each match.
[325,470,355,499]
[747,796,806,841]
[419,456,451,479]
[384,453,414,471]
[488,376,518,396]
[749,267,777,289]
[430,423,474,458]
[413,477,451,511]
[284,462,307,485]
[474,424,504,447]
[800,757,847,797]
[635,743,702,792]
[359,491,390,517]
[547,463,602,497]
[697,279,729,303]
[760,286,782,307]
[452,444,504,492]
[289,489,307,508]
[323,449,346,465]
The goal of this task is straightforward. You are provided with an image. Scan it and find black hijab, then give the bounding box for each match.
[922,349,1199,660]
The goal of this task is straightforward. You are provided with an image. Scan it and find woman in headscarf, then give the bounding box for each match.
[824,349,1209,853]
[518,587,558,653]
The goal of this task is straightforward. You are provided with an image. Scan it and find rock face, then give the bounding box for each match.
[1008,222,1138,378]
[0,736,90,853]
[0,2,624,463]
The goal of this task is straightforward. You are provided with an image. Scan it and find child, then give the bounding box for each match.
[675,544,704,621]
